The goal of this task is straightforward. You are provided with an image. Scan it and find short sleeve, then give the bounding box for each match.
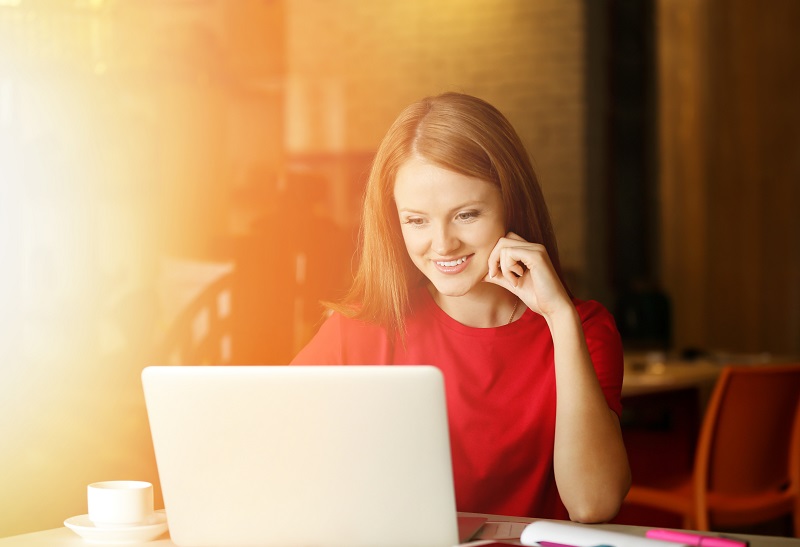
[577,300,625,417]
[290,312,345,365]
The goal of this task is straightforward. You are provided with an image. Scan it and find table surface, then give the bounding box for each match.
[622,359,722,397]
[619,353,797,397]
[1,512,798,547]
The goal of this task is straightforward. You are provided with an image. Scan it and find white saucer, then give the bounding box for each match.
[64,510,168,544]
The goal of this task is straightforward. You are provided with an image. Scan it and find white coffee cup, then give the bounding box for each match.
[87,481,154,528]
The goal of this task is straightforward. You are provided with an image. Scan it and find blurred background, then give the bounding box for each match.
[1,0,798,538]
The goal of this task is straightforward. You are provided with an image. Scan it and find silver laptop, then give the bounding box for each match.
[142,365,462,547]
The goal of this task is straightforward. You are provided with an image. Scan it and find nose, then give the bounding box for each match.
[431,222,459,256]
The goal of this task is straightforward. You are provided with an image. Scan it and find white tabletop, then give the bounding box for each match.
[0,526,172,547]
[2,513,799,547]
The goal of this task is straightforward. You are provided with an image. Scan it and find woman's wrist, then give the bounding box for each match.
[543,299,579,334]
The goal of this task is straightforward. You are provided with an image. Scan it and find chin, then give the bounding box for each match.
[429,278,480,298]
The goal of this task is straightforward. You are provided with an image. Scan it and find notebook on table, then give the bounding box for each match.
[142,365,480,547]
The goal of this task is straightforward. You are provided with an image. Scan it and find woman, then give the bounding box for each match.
[291,92,631,522]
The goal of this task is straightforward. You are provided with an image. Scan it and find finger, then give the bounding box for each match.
[508,265,525,287]
[500,251,525,277]
[482,269,516,292]
[488,234,524,277]
[499,248,526,287]
[509,262,525,278]
[487,236,507,278]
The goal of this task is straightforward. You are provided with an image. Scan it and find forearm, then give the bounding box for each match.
[547,306,631,523]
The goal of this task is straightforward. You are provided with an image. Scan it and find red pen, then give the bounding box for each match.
[646,529,748,547]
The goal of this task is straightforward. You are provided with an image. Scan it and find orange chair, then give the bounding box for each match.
[623,363,800,535]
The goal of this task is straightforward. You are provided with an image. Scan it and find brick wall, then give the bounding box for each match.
[285,0,590,288]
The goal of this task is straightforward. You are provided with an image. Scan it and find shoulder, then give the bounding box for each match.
[574,298,614,320]
[317,310,388,342]
[292,310,395,365]
[572,298,623,365]
[574,298,620,336]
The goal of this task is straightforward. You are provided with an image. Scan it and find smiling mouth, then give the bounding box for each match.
[435,256,468,267]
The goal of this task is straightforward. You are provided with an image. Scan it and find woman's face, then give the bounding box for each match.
[394,156,506,297]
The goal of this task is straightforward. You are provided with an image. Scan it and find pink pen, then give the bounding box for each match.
[646,529,748,547]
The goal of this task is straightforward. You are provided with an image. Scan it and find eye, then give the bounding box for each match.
[456,211,479,222]
[402,216,426,227]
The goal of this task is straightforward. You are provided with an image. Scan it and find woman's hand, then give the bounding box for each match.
[483,232,571,319]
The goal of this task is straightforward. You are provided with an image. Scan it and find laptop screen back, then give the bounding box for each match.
[142,365,459,547]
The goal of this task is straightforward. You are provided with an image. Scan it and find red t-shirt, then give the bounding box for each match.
[291,286,624,519]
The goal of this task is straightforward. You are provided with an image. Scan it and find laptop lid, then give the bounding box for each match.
[142,365,460,547]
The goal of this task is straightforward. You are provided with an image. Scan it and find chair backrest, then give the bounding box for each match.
[152,271,235,365]
[695,363,800,500]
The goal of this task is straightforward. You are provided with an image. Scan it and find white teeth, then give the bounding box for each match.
[436,257,467,267]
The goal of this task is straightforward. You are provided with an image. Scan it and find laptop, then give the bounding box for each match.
[142,365,475,547]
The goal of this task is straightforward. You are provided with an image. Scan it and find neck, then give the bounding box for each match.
[428,284,521,328]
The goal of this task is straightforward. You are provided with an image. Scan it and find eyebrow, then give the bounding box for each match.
[396,200,486,215]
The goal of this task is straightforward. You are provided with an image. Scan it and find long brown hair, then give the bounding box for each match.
[329,92,564,337]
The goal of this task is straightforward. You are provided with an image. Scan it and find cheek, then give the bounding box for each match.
[462,225,500,254]
[400,228,427,256]
[479,221,506,249]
